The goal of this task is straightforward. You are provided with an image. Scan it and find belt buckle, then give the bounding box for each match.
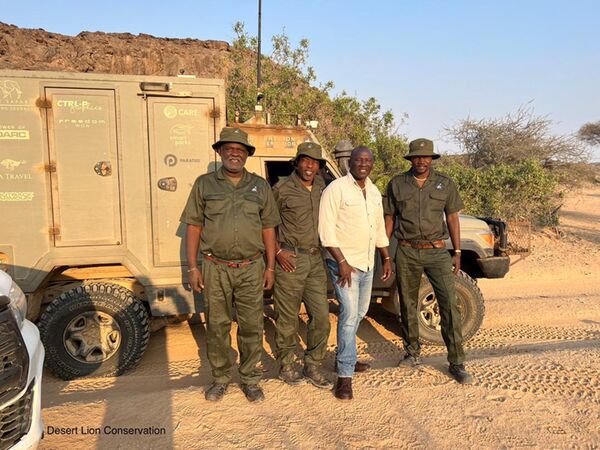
[309,247,319,255]
[227,262,240,268]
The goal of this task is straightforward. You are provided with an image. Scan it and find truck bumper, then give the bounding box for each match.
[2,320,45,450]
[477,256,510,279]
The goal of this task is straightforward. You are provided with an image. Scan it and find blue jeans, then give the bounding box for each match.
[325,259,374,377]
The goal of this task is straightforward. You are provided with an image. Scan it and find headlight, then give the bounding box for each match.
[8,280,27,328]
[478,230,495,249]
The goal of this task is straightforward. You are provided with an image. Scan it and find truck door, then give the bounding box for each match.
[146,97,216,267]
[45,88,122,247]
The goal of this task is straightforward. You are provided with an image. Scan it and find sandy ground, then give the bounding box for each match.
[39,187,600,450]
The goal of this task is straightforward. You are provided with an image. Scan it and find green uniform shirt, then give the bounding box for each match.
[272,172,325,248]
[383,169,464,241]
[180,167,280,260]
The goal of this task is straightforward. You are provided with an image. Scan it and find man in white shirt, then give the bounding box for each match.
[318,146,393,400]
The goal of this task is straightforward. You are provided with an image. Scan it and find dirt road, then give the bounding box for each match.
[39,188,600,449]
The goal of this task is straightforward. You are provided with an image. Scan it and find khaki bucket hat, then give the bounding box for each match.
[292,142,326,167]
[404,138,440,160]
[212,127,256,156]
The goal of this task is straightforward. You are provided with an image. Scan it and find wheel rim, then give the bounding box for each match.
[63,311,121,363]
[418,291,465,332]
[418,292,442,331]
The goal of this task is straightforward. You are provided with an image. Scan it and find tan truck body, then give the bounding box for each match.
[0,70,230,316]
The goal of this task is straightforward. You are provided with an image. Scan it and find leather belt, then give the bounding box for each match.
[203,252,261,268]
[280,243,321,256]
[399,239,446,249]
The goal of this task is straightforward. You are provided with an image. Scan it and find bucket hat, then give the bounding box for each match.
[292,142,326,167]
[404,138,440,160]
[212,127,256,156]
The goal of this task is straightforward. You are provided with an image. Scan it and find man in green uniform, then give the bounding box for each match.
[383,138,473,384]
[181,127,280,402]
[272,142,332,389]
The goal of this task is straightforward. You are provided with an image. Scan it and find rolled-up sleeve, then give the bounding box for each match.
[444,179,464,215]
[375,201,390,248]
[318,183,341,248]
[260,183,281,229]
[383,179,397,217]
[180,177,204,225]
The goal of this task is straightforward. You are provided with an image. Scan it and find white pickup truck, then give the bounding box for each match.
[0,270,44,450]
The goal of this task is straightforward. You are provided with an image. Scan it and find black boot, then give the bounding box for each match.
[449,363,473,384]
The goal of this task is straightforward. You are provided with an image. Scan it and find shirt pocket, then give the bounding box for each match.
[342,197,366,221]
[429,191,447,213]
[396,191,416,215]
[368,195,383,216]
[284,196,310,222]
[204,193,227,215]
[242,193,262,217]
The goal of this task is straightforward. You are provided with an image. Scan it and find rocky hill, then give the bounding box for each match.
[0,22,231,78]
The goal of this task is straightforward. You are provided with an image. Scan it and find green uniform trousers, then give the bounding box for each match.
[273,252,330,366]
[395,246,465,364]
[203,258,265,385]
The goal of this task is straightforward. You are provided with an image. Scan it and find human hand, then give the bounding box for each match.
[276,249,297,272]
[452,254,461,275]
[188,268,204,293]
[337,260,355,288]
[263,269,275,290]
[381,259,393,281]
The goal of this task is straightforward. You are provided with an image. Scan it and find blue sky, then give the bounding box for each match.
[2,0,598,159]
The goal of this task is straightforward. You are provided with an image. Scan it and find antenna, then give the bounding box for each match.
[257,0,262,91]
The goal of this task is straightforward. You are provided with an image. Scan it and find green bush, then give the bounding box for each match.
[437,158,560,225]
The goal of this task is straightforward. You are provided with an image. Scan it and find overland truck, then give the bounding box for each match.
[0,70,510,380]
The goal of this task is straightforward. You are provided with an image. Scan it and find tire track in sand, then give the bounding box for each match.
[48,324,599,398]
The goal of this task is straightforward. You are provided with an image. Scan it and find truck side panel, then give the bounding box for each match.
[0,76,51,282]
[45,87,123,247]
[147,96,216,267]
[0,70,226,306]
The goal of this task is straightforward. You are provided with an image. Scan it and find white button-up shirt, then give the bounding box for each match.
[318,172,389,272]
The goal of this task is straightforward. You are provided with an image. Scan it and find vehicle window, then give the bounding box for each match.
[264,160,338,187]
[320,165,337,186]
[264,160,294,186]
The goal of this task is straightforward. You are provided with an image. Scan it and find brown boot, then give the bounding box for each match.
[334,377,353,400]
[354,361,371,373]
[335,360,371,374]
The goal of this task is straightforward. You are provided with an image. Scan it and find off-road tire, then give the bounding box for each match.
[416,270,485,345]
[38,282,150,380]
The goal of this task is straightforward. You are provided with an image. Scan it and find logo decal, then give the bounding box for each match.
[0,80,22,101]
[164,105,178,119]
[0,159,26,171]
[164,154,178,167]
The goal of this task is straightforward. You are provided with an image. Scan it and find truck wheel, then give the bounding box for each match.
[417,271,485,345]
[38,282,150,380]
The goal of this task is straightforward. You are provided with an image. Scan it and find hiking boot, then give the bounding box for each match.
[241,384,265,402]
[334,377,353,400]
[448,363,473,385]
[204,382,228,402]
[304,364,334,389]
[399,353,422,368]
[279,364,305,385]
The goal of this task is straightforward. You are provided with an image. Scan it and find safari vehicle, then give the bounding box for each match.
[0,70,509,380]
